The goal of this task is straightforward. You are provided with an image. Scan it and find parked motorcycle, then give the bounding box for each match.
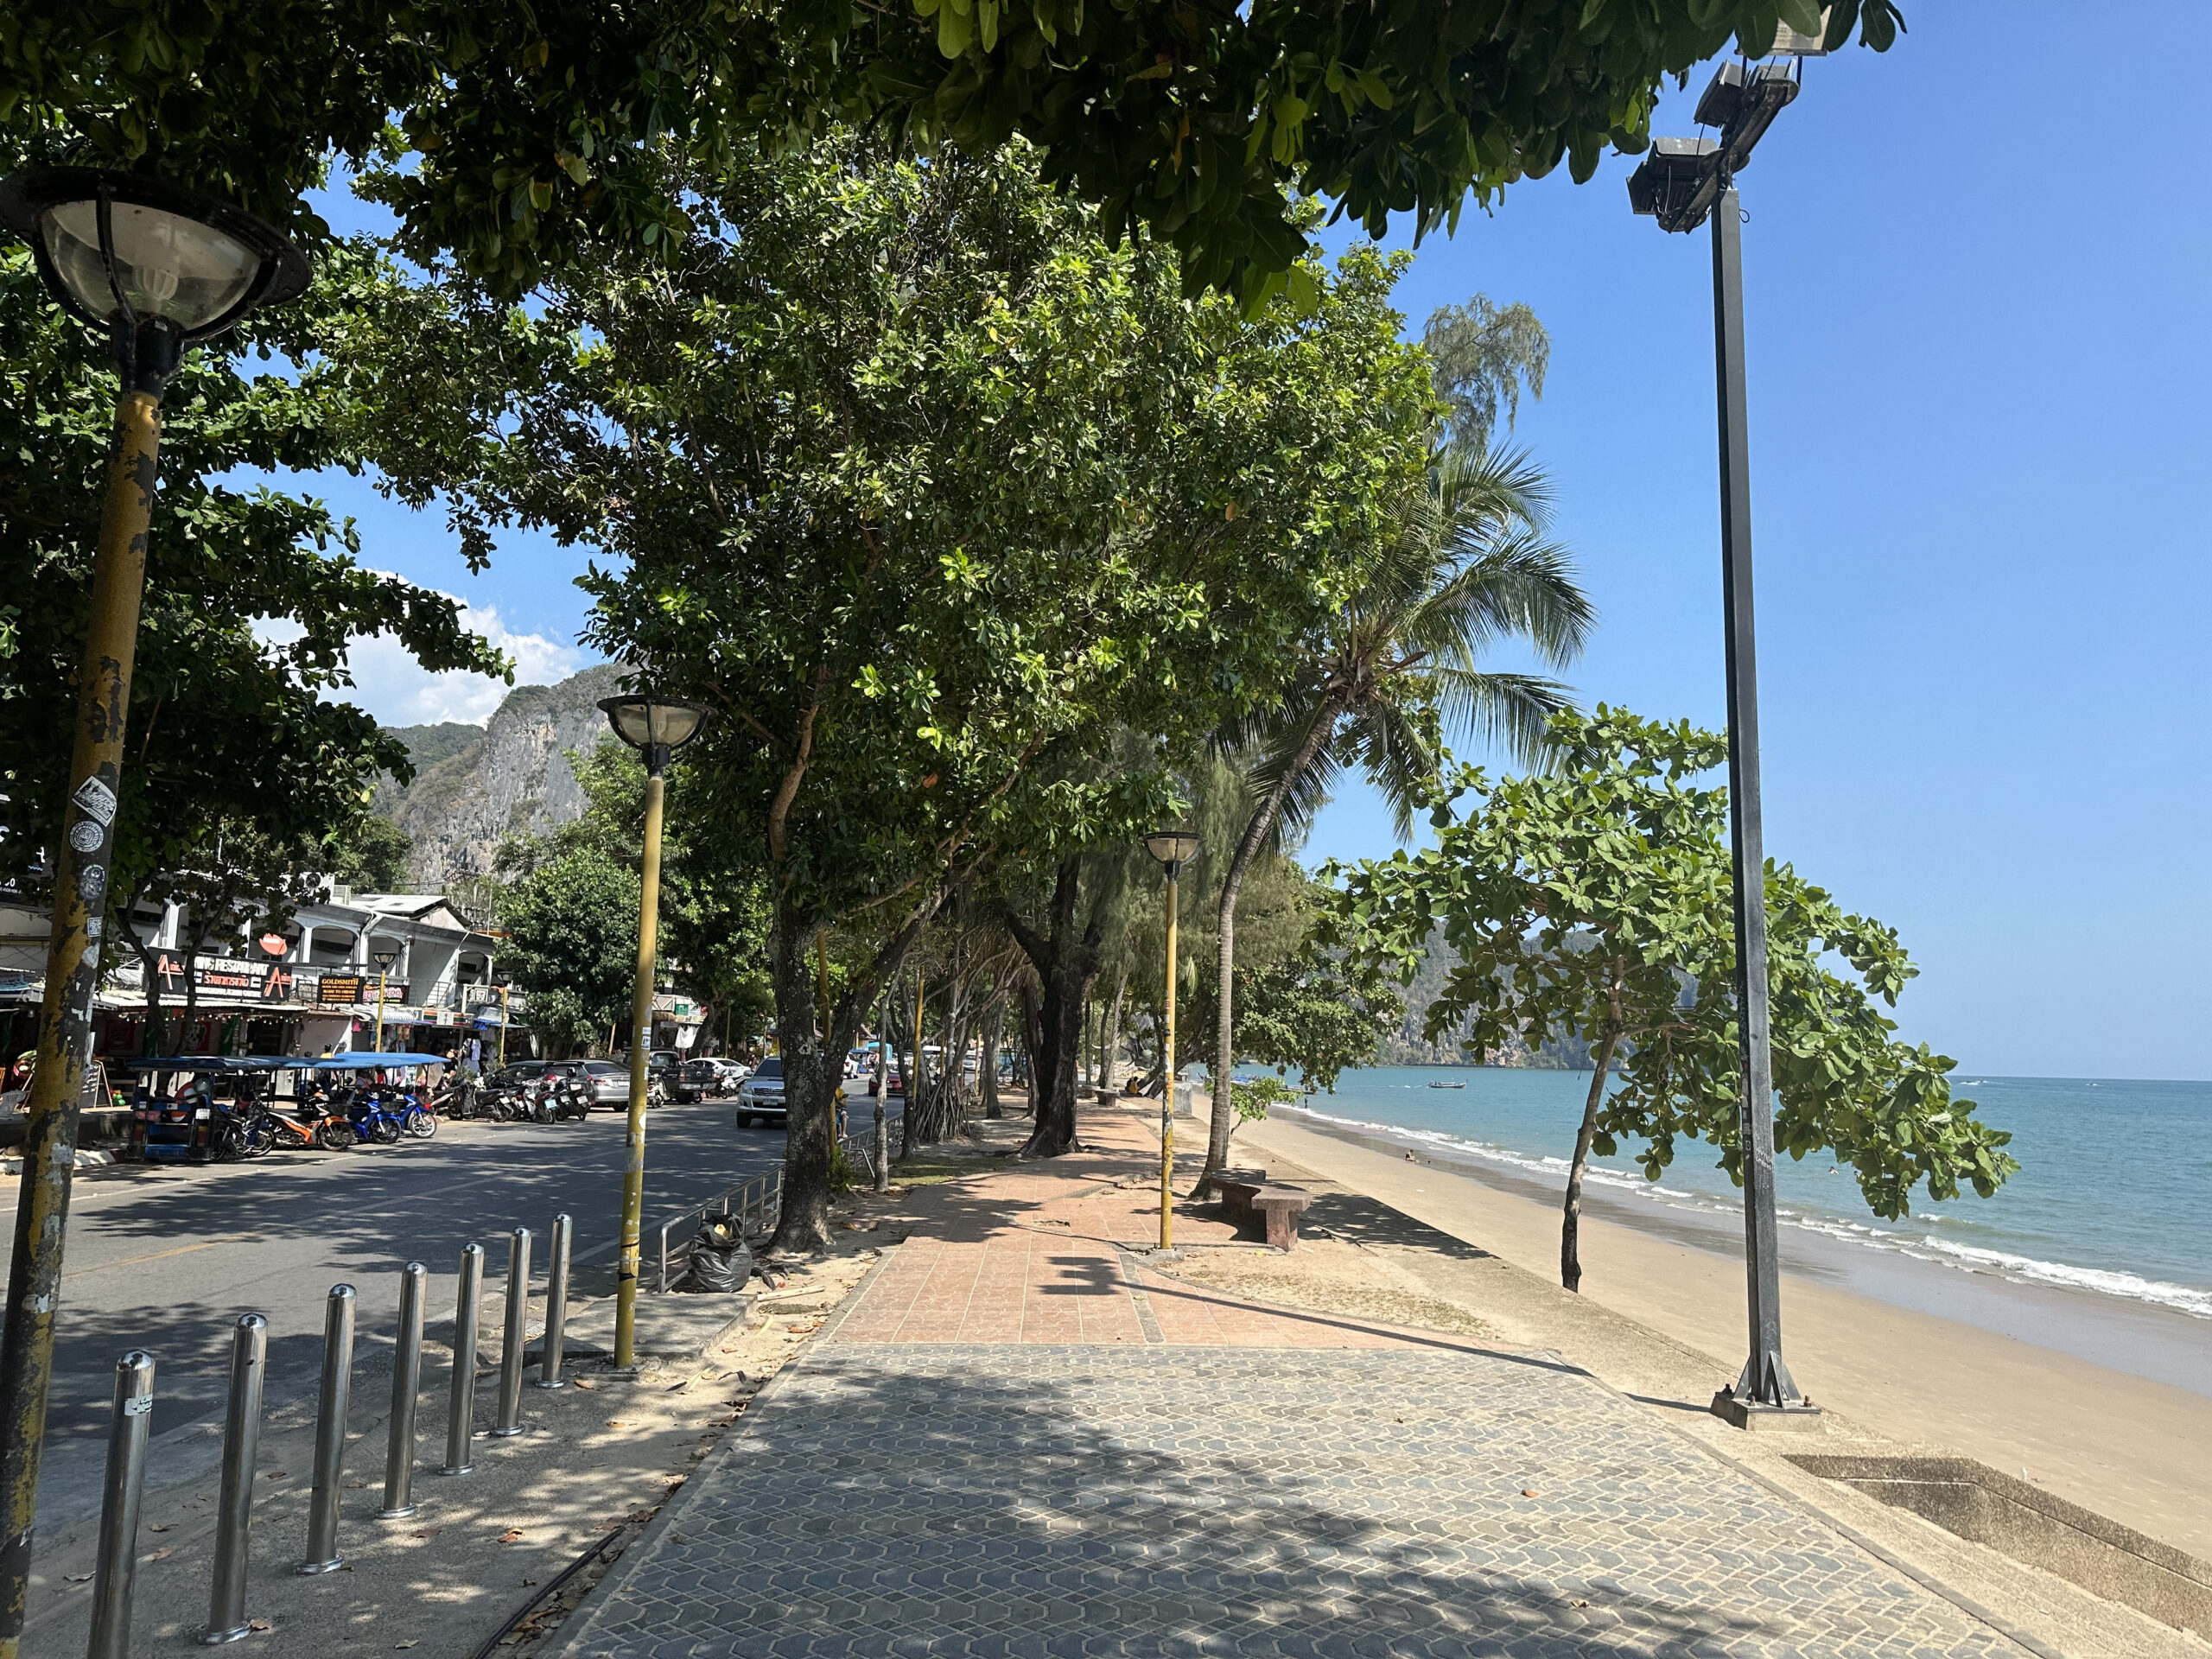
[254,1085,357,1152]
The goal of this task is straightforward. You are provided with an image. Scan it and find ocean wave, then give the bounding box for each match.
[1278,1102,2212,1322]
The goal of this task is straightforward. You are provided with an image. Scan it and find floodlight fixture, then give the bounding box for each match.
[599,695,711,776]
[1141,831,1202,871]
[0,168,308,394]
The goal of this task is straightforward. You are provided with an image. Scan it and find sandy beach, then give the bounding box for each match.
[1236,1106,2212,1561]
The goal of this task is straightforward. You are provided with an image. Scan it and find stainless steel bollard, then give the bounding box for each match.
[300,1284,357,1573]
[88,1351,156,1659]
[378,1262,427,1519]
[537,1215,572,1390]
[201,1315,267,1645]
[491,1228,531,1436]
[442,1242,485,1476]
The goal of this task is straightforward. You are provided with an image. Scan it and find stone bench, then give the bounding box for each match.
[1214,1176,1313,1250]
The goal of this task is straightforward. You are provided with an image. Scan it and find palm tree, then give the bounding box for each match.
[1198,442,1596,1185]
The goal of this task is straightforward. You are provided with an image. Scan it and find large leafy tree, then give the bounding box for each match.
[494,844,641,1057]
[1322,707,2018,1293]
[378,135,1435,1247]
[3,1,1903,301]
[1198,442,1593,1185]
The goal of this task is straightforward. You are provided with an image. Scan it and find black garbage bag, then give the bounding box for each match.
[680,1212,753,1293]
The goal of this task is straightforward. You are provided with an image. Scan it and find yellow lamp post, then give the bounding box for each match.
[0,168,308,1646]
[494,975,512,1067]
[598,694,711,1370]
[1141,831,1201,1251]
[370,946,399,1052]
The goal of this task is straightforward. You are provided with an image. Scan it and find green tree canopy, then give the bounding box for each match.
[372,133,1437,1245]
[494,842,640,1058]
[1320,707,2017,1292]
[3,0,1902,300]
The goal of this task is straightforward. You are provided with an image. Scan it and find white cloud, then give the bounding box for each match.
[257,597,591,728]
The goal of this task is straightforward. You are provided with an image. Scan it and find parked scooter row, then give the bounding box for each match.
[191,1077,439,1160]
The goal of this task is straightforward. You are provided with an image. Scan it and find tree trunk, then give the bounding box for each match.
[981,1001,1003,1118]
[1005,855,1103,1158]
[1560,1024,1622,1293]
[1015,976,1042,1117]
[765,910,842,1256]
[1097,968,1127,1095]
[1204,693,1347,1192]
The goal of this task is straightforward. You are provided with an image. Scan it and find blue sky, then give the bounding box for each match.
[298,3,2209,1080]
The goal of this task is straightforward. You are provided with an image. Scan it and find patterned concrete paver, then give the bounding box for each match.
[553,1110,2025,1656]
[555,1344,2018,1657]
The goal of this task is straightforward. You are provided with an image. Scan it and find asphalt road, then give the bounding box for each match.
[0,1081,890,1458]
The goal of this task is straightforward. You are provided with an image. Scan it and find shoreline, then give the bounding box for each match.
[1235,1105,2212,1561]
[1272,1101,2212,1396]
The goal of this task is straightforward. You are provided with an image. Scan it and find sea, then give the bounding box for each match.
[1254,1066,2211,1324]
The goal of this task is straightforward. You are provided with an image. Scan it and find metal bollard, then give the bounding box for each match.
[874,1097,889,1193]
[537,1215,572,1389]
[378,1262,427,1519]
[442,1242,485,1476]
[491,1227,531,1437]
[301,1285,357,1573]
[201,1315,267,1645]
[88,1351,156,1659]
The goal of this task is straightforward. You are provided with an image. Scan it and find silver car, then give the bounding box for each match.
[733,1058,785,1128]
[576,1059,631,1109]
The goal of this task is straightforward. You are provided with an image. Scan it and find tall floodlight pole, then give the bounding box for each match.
[0,168,308,1650]
[597,695,710,1370]
[1629,50,1823,1427]
[1141,832,1201,1251]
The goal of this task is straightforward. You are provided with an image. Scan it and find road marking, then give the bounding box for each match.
[64,1235,258,1278]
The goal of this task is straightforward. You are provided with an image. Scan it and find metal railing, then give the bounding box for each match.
[654,1170,783,1292]
[648,1129,875,1289]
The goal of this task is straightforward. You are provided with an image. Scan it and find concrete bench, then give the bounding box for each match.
[1214,1177,1313,1250]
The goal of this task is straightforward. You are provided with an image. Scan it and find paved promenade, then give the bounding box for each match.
[551,1109,2029,1657]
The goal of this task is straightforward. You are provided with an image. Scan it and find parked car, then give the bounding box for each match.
[576,1058,629,1109]
[647,1048,696,1103]
[733,1058,785,1128]
[711,1058,750,1090]
[679,1057,727,1098]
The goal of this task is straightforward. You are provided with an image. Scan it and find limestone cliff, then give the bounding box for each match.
[376,664,624,891]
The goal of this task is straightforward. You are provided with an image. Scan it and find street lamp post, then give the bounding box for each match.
[597,695,710,1370]
[370,947,400,1053]
[0,168,308,1646]
[1141,832,1201,1252]
[493,971,512,1068]
[1628,48,1823,1427]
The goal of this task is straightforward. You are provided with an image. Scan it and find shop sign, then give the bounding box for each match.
[317,975,365,1005]
[187,957,297,1001]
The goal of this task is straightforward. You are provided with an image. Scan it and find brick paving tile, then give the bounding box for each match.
[551,1347,2021,1659]
[549,1116,2024,1656]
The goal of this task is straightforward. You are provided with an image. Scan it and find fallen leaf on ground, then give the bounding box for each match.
[145,1547,175,1563]
[149,1522,171,1533]
[395,1643,418,1650]
[65,1573,93,1583]
[1570,1599,1591,1608]
[497,1529,524,1543]
[606,1421,626,1428]
[1521,1489,1541,1498]
[249,1619,272,1631]
[264,1470,289,1479]
[572,1377,596,1390]
[411,1528,442,1540]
